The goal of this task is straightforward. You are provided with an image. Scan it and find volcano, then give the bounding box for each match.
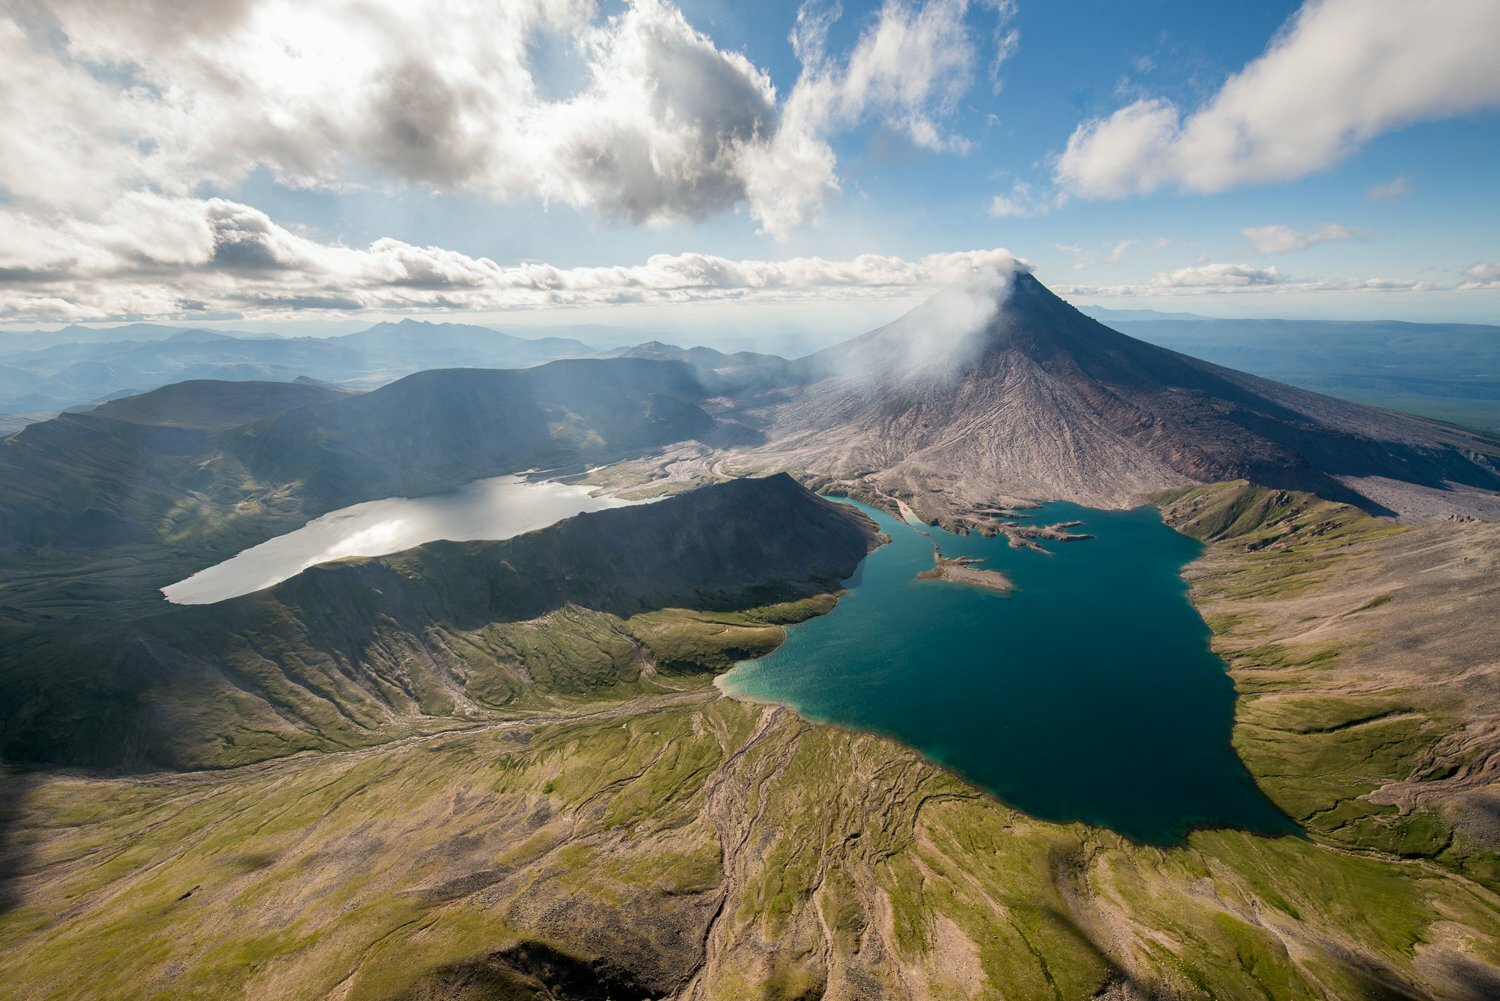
[729,269,1500,521]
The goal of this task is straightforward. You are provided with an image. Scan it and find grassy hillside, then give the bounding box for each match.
[1,479,1498,998]
[1155,481,1500,889]
[4,693,1498,1000]
[0,409,293,550]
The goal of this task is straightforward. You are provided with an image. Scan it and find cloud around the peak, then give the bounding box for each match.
[1054,0,1500,199]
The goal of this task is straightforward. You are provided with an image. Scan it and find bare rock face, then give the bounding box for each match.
[726,271,1500,522]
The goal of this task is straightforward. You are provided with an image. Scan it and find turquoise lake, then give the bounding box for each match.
[720,501,1298,845]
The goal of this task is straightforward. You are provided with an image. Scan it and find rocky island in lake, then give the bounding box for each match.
[915,548,1014,592]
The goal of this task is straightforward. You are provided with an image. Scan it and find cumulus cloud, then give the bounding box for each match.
[808,0,999,153]
[745,0,1018,233]
[0,195,1025,320]
[1,0,1013,239]
[1055,0,1500,198]
[1242,223,1355,254]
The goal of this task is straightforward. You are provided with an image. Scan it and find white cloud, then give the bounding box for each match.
[1365,174,1413,201]
[747,0,1017,234]
[1055,0,1500,198]
[1058,262,1441,298]
[0,0,1013,240]
[0,195,1027,320]
[987,180,1049,219]
[1149,263,1285,291]
[988,194,1028,219]
[1242,223,1355,255]
[1461,262,1500,289]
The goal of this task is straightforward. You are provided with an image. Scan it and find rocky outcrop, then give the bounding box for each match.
[915,551,1013,592]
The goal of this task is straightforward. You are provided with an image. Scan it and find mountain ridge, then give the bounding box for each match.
[0,359,717,553]
[0,475,878,769]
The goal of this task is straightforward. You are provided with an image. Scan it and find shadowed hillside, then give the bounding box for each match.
[0,476,878,770]
[226,359,715,509]
[0,358,717,552]
[87,378,348,431]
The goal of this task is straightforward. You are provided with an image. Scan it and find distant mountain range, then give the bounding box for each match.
[3,272,1497,564]
[0,322,286,348]
[8,306,1500,439]
[0,318,808,429]
[1081,308,1500,433]
[0,318,599,424]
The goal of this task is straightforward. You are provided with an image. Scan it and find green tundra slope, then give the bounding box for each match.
[1154,481,1500,891]
[2,480,1499,999]
[3,695,1498,999]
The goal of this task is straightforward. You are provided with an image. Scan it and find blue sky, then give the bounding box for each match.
[3,0,1499,337]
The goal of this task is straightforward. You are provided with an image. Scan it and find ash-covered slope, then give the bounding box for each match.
[736,271,1500,520]
[0,475,878,769]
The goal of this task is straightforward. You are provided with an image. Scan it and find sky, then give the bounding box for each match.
[2,0,1499,340]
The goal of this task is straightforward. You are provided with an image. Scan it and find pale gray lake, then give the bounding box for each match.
[163,475,633,605]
